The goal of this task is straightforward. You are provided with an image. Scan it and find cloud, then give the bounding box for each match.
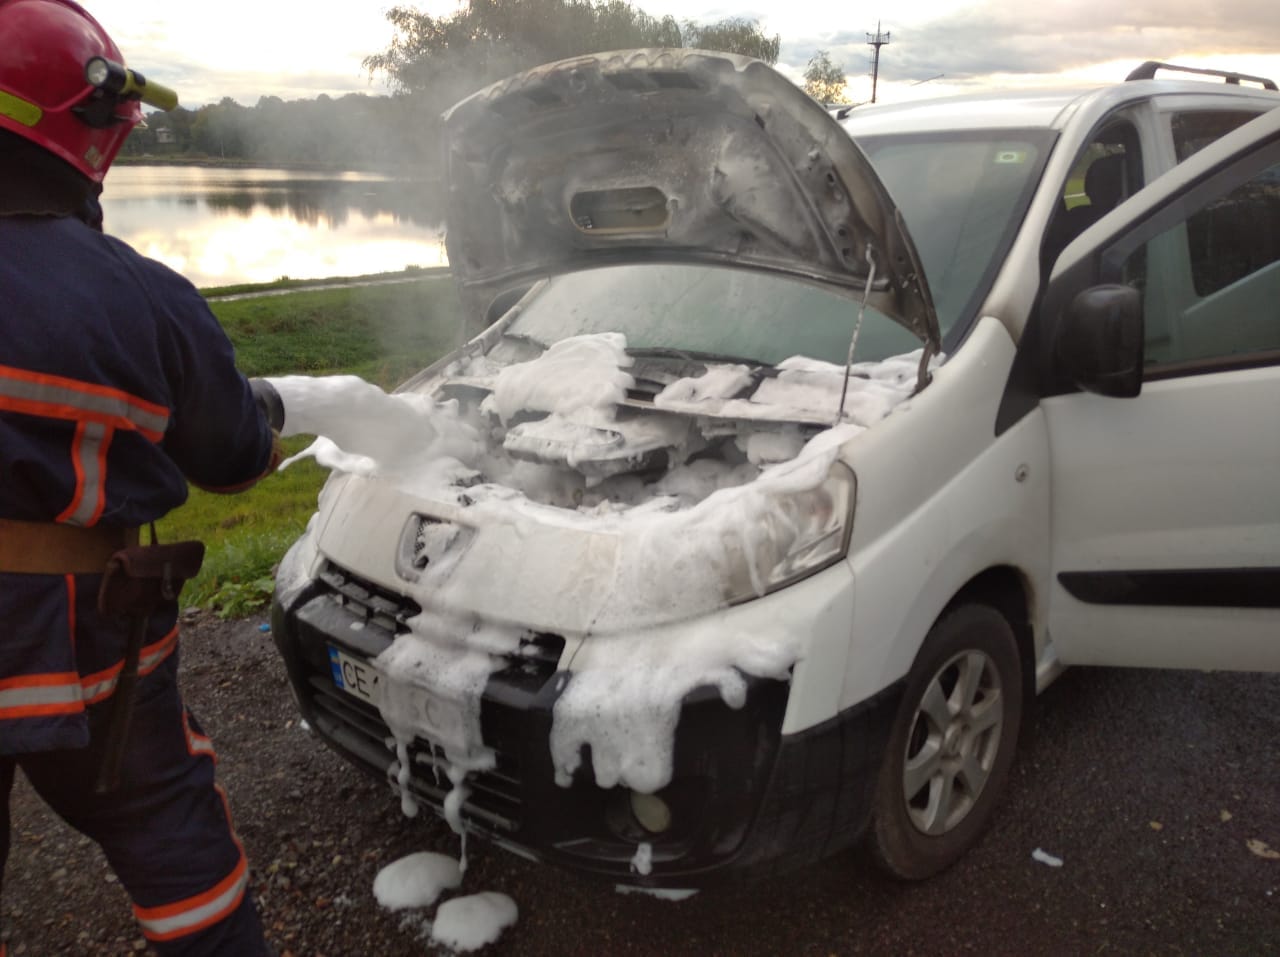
[103,44,387,108]
[776,0,1280,84]
[92,0,394,106]
[79,0,1280,106]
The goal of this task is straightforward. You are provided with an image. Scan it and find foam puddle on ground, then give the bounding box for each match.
[372,851,516,952]
[372,852,462,911]
[270,334,933,943]
[431,892,519,952]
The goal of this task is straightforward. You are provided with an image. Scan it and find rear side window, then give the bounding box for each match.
[1171,111,1264,163]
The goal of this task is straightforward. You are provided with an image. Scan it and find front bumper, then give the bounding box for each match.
[271,563,901,885]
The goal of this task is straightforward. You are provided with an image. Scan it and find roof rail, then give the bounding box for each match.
[1126,60,1278,91]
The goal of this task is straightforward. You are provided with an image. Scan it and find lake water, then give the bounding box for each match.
[99,166,448,289]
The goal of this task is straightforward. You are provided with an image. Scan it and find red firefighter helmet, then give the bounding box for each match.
[0,0,143,181]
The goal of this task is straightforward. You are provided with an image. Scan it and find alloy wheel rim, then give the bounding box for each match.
[902,649,1004,836]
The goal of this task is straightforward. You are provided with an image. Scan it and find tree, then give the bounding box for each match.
[364,0,779,104]
[682,17,779,63]
[190,97,247,158]
[804,50,849,105]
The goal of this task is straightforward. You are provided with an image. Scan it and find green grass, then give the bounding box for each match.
[158,436,327,616]
[213,273,465,380]
[199,265,448,299]
[156,274,464,616]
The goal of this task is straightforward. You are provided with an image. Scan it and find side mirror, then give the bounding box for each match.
[1053,284,1144,398]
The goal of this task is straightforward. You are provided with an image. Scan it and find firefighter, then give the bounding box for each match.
[0,1,278,953]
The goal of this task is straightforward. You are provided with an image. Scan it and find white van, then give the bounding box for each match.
[270,50,1280,884]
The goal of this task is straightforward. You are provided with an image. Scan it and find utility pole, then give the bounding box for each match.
[866,21,891,104]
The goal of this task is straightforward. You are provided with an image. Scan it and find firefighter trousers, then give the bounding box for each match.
[0,658,271,955]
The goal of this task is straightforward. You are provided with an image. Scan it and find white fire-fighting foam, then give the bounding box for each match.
[430,891,519,951]
[372,852,462,911]
[269,335,929,847]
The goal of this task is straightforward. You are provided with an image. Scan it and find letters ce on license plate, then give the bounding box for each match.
[329,646,379,705]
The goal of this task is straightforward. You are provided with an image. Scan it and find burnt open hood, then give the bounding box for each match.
[441,49,940,352]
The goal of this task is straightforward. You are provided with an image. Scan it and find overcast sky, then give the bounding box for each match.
[85,0,1280,108]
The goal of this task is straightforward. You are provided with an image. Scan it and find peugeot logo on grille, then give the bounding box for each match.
[395,514,472,583]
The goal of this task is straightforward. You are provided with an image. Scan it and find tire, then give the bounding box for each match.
[867,602,1025,880]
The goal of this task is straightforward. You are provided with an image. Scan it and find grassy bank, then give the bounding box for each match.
[158,272,464,615]
[200,265,449,300]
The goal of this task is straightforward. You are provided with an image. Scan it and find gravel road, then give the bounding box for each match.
[5,612,1279,956]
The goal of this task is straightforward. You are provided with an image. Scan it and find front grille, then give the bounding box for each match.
[305,671,526,832]
[297,562,565,835]
[317,564,421,631]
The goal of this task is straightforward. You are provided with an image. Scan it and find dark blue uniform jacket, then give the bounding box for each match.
[0,214,274,755]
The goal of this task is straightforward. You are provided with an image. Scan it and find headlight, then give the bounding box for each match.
[722,461,856,604]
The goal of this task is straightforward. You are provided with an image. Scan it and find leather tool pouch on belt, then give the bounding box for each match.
[95,527,205,793]
[98,538,205,617]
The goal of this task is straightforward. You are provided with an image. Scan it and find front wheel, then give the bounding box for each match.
[867,602,1024,880]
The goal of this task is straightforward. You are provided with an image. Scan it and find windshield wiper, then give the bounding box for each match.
[502,331,548,349]
[625,347,778,402]
[625,346,768,369]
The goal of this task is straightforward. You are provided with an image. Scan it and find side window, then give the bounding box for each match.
[1043,121,1144,269]
[1132,160,1280,369]
[1171,111,1263,163]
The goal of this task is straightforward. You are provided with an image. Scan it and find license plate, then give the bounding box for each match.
[328,646,380,705]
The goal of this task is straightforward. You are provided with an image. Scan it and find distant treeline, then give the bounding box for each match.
[120,94,441,173]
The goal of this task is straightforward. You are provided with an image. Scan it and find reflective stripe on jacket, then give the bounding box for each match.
[0,364,169,526]
[0,624,178,716]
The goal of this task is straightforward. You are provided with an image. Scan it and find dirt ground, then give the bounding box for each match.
[5,611,1279,956]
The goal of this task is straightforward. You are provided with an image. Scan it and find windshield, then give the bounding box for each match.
[503,265,920,366]
[855,129,1054,345]
[502,129,1052,367]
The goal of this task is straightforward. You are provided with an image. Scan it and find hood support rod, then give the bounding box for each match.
[913,340,936,396]
[835,247,878,425]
